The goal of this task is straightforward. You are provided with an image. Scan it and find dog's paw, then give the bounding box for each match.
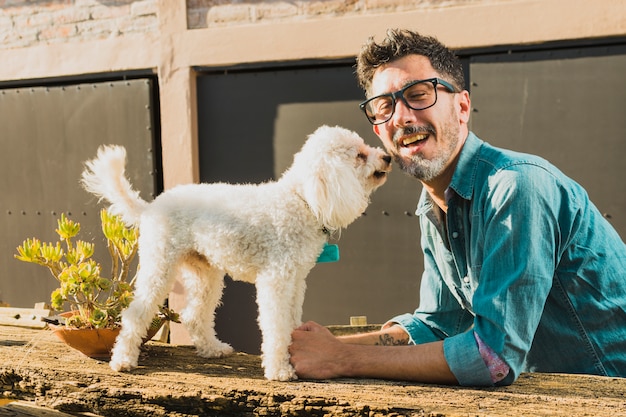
[109,357,136,372]
[196,341,234,358]
[265,365,298,381]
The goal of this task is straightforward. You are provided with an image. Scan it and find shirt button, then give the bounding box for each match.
[451,231,459,238]
[463,276,470,283]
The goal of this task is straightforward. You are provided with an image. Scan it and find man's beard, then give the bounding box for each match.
[391,121,460,182]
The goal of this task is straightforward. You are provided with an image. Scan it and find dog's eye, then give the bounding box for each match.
[357,152,368,162]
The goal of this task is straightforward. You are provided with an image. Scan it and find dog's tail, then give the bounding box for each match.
[81,145,148,226]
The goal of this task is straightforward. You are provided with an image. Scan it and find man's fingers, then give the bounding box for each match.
[294,320,321,332]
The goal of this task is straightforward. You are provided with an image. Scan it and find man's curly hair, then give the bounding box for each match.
[355,29,465,96]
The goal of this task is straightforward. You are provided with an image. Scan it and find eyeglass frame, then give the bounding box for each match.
[359,77,458,125]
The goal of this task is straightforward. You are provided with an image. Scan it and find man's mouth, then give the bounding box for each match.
[401,133,429,147]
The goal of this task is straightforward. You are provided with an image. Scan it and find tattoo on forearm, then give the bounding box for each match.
[376,334,407,346]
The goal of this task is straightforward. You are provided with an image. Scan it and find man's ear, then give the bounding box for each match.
[458,90,471,124]
[373,124,380,137]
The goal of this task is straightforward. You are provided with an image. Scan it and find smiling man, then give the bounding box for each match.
[288,29,626,386]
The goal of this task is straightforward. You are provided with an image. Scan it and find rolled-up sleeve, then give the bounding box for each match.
[444,331,495,386]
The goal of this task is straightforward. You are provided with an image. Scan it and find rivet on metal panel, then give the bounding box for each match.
[7,210,11,215]
[21,210,26,215]
[404,211,412,216]
[382,210,389,216]
[603,213,613,219]
[361,212,367,216]
[36,211,41,215]
[51,211,57,216]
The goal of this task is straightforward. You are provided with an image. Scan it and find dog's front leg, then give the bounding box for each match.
[255,270,307,381]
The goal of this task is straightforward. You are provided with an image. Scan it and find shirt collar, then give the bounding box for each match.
[448,131,483,201]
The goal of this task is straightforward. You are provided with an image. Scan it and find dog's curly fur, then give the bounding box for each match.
[81,125,391,381]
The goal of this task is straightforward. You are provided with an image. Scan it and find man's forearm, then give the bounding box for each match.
[290,321,458,384]
[338,324,410,346]
[335,340,458,384]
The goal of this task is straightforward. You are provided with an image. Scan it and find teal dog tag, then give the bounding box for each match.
[316,243,340,263]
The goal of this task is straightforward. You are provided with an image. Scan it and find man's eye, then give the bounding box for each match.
[374,99,392,112]
[405,91,427,101]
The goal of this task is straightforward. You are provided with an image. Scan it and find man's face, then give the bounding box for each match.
[370,55,470,182]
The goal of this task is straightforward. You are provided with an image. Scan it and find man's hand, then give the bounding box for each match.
[289,321,346,379]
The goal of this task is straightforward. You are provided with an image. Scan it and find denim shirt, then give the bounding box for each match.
[391,132,626,386]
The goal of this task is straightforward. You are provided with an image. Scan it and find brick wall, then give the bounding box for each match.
[0,0,510,49]
[186,0,491,30]
[0,0,158,50]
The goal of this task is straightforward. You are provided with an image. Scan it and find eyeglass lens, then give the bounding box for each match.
[363,80,438,124]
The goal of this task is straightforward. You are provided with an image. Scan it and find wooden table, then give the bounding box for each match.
[1,325,625,416]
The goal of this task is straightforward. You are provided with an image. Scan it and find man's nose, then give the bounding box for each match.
[392,98,417,125]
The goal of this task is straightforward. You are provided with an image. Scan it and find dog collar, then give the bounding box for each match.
[294,192,333,236]
[317,242,340,263]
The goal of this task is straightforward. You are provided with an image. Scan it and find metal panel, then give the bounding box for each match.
[0,79,158,309]
[469,45,626,240]
[197,66,424,353]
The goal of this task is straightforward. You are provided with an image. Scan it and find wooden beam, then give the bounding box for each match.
[0,304,51,329]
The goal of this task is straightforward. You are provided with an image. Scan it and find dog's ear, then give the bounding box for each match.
[300,130,370,231]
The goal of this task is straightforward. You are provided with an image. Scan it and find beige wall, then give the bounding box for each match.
[1,0,624,342]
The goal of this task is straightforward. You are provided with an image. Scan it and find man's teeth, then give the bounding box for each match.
[402,134,428,146]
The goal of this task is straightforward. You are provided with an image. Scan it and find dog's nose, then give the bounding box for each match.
[383,155,391,164]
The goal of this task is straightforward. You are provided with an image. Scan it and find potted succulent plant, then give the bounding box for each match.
[14,209,178,359]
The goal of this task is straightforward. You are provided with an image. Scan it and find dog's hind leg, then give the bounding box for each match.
[109,254,176,372]
[179,253,234,358]
[255,268,307,381]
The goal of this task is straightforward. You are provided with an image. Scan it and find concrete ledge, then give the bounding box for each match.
[1,326,625,416]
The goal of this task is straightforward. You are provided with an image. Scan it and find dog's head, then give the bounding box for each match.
[286,125,391,232]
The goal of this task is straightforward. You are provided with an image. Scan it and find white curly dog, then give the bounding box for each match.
[81,125,391,381]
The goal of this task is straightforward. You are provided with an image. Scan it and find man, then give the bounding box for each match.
[288,29,626,386]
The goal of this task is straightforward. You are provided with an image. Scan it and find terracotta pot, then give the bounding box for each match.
[50,312,164,360]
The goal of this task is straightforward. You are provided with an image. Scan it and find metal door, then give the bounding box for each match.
[469,44,626,239]
[0,79,159,309]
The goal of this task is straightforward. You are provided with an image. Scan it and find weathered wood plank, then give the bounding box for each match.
[0,401,79,416]
[0,306,51,329]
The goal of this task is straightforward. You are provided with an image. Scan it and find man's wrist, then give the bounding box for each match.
[376,325,410,345]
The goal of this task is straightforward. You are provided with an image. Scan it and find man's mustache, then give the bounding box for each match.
[392,125,436,146]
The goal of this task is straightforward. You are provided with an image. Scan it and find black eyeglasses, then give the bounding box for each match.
[359,78,457,125]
